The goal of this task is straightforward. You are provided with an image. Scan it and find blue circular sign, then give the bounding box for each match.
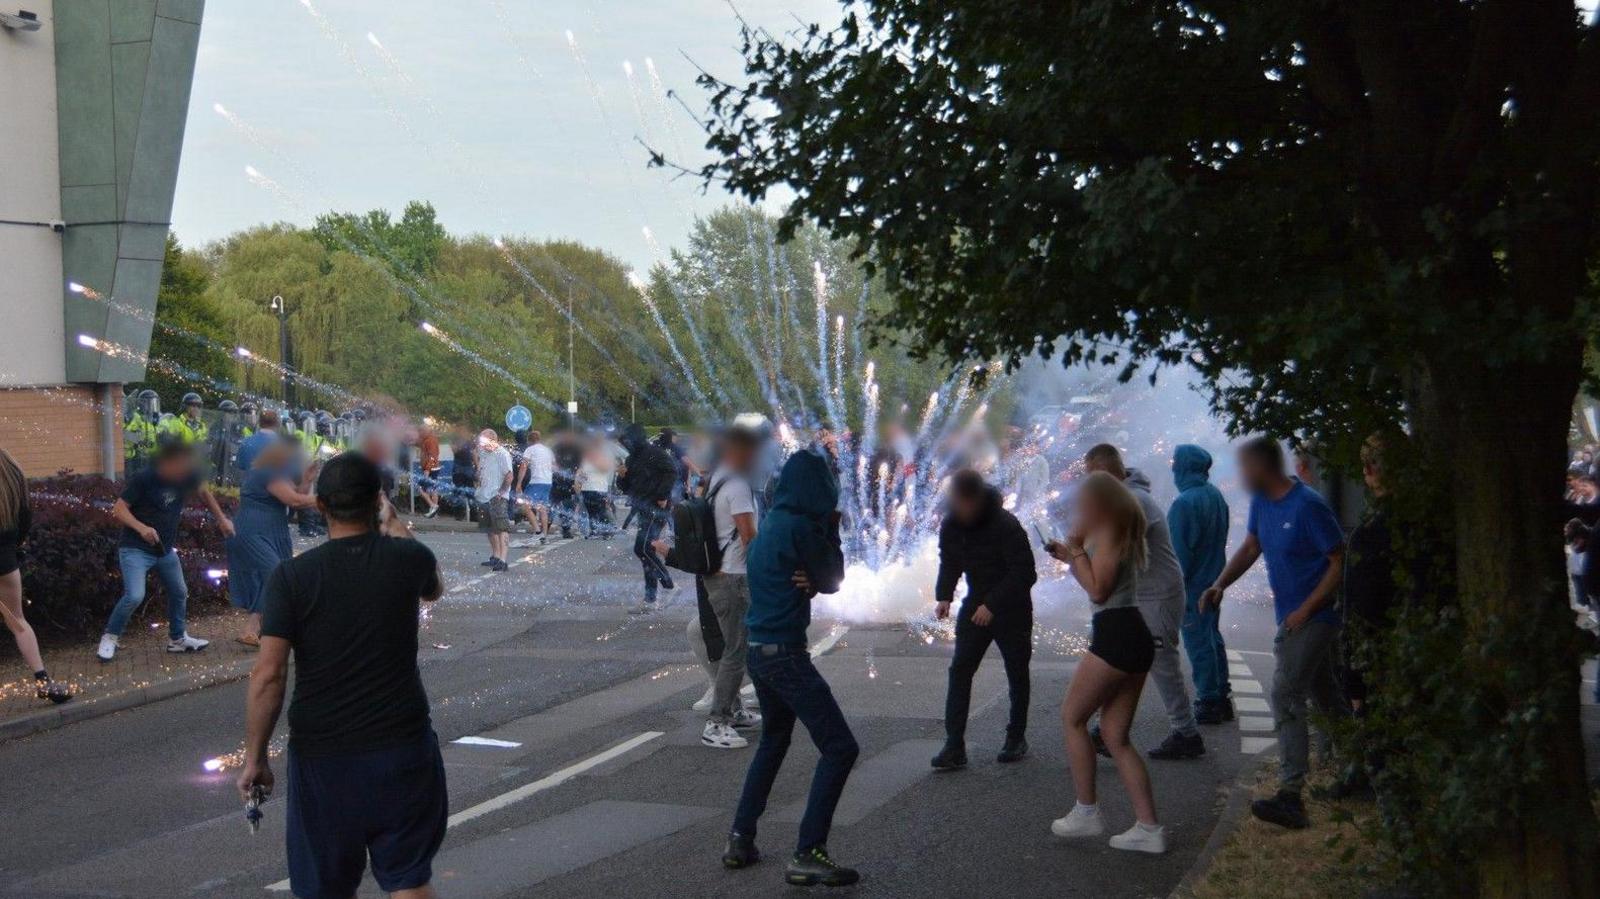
[504,404,532,432]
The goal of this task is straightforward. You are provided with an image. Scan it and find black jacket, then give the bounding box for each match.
[617,425,678,505]
[934,487,1037,620]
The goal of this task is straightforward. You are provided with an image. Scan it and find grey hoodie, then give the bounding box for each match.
[1124,468,1186,612]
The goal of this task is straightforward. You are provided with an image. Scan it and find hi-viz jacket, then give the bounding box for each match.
[159,414,209,446]
[124,414,160,460]
[297,428,326,458]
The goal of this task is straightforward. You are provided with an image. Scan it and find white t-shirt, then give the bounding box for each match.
[710,466,757,575]
[578,458,614,493]
[522,443,555,485]
[475,445,514,503]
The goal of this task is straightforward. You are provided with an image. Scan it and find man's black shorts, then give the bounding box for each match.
[285,731,448,898]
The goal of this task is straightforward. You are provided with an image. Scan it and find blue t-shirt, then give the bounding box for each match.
[1247,480,1344,626]
[119,467,202,556]
[235,431,275,474]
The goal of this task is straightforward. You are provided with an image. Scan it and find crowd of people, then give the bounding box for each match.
[0,391,1475,894]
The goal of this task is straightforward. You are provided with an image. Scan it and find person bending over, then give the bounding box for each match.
[238,452,447,899]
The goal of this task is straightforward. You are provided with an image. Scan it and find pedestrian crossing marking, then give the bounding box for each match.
[1231,678,1263,694]
[1233,696,1270,713]
[1239,736,1278,755]
[1236,716,1274,733]
[1225,649,1244,662]
[1228,663,1252,677]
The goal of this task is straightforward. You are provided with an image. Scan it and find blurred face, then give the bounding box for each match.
[950,489,983,524]
[1237,450,1274,495]
[155,452,194,481]
[1074,486,1108,531]
[721,436,758,472]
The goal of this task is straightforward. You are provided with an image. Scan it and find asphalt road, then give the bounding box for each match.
[0,527,1288,899]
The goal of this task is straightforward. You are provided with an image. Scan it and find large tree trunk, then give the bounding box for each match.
[1426,354,1599,898]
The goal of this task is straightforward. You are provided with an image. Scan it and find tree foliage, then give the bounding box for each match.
[690,2,1600,895]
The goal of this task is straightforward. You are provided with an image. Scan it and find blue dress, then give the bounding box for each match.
[228,467,295,614]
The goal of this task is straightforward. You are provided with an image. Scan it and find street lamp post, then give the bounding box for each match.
[270,294,294,407]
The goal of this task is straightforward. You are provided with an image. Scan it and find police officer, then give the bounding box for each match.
[238,402,259,439]
[123,389,162,473]
[159,393,210,447]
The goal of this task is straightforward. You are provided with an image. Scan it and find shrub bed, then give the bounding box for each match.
[19,472,235,638]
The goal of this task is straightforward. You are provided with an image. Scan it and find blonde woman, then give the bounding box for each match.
[1046,471,1163,853]
[0,449,71,703]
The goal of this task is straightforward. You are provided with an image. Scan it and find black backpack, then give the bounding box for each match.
[665,476,730,576]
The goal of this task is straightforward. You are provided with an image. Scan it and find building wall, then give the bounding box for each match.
[0,386,121,477]
[0,1,68,388]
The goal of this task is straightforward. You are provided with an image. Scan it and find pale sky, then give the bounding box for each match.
[172,0,837,270]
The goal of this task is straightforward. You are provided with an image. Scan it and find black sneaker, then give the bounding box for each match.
[480,558,498,567]
[1090,725,1111,759]
[1251,790,1309,829]
[36,679,72,704]
[931,742,967,771]
[786,846,859,887]
[1207,698,1236,723]
[996,734,1028,764]
[491,559,509,572]
[1148,730,1205,760]
[722,832,760,869]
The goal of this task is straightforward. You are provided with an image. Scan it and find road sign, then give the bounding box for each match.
[505,404,532,432]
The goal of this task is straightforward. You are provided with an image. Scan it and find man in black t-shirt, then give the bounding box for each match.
[239,453,446,899]
[97,443,233,661]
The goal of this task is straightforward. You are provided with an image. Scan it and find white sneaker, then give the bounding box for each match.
[96,633,118,662]
[1109,822,1167,854]
[166,634,210,653]
[692,683,717,713]
[1051,804,1105,838]
[730,707,763,730]
[701,721,749,749]
[628,601,656,616]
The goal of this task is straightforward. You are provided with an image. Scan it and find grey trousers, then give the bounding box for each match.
[704,572,751,724]
[1138,596,1199,736]
[1271,619,1346,792]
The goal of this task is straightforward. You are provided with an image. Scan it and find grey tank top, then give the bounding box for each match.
[1090,549,1139,612]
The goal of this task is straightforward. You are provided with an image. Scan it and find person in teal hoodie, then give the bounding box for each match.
[724,449,861,888]
[1167,444,1234,723]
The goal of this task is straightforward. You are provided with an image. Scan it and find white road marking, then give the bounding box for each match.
[1232,678,1263,694]
[1239,736,1278,755]
[1225,649,1244,662]
[266,731,664,892]
[1236,716,1274,733]
[1228,663,1252,677]
[452,736,522,748]
[1234,696,1270,713]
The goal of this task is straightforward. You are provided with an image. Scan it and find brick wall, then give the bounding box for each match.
[0,385,121,478]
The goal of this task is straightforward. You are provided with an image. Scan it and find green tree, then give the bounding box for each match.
[140,233,231,409]
[690,2,1600,895]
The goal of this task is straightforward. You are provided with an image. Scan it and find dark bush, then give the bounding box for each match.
[19,471,236,638]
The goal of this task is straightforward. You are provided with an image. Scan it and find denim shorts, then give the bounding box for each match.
[286,731,448,898]
[523,483,552,505]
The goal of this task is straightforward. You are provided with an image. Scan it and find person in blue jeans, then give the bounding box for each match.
[1167,444,1233,723]
[98,443,233,661]
[723,450,861,888]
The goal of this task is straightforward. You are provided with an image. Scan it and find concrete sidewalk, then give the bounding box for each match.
[0,605,260,742]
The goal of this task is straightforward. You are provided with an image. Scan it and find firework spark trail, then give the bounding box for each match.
[812,260,836,419]
[565,29,648,218]
[852,281,870,366]
[418,322,560,413]
[744,220,786,392]
[767,234,833,416]
[833,314,847,409]
[490,240,677,409]
[687,238,777,413]
[621,60,654,144]
[643,57,689,163]
[625,271,713,411]
[296,0,434,160]
[230,346,364,408]
[486,0,543,79]
[641,227,731,409]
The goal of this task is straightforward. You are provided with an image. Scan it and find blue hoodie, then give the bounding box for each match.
[745,450,845,646]
[1167,445,1229,604]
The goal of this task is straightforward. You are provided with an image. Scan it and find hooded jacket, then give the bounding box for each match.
[1166,445,1229,604]
[615,424,677,505]
[1123,467,1187,611]
[935,485,1037,620]
[745,451,845,646]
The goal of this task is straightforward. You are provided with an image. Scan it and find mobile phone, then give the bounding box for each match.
[245,784,266,835]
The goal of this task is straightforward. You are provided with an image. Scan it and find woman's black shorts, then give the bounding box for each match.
[0,548,18,578]
[1089,606,1154,674]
